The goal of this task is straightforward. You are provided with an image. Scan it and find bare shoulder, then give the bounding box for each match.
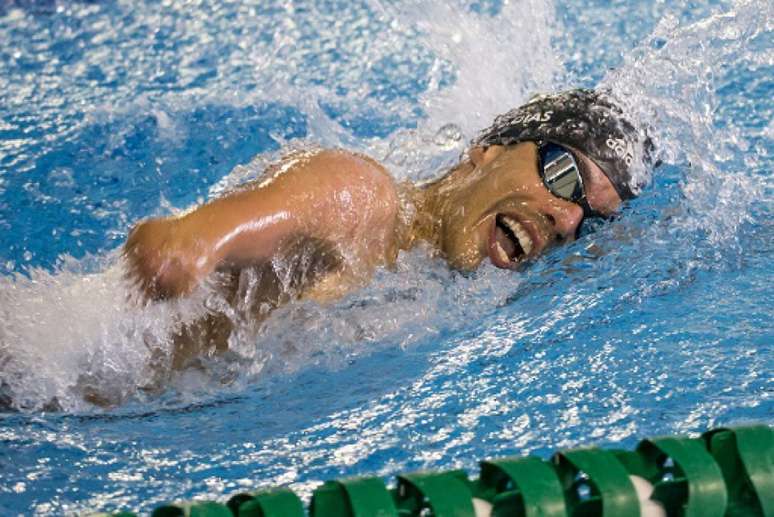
[281,148,400,219]
[254,148,399,215]
[300,148,395,186]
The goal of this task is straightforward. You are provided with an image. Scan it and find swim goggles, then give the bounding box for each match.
[536,141,599,218]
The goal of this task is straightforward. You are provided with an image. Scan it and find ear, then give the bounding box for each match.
[469,145,504,167]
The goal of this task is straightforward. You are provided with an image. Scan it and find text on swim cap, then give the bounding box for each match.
[511,111,554,125]
[606,137,634,167]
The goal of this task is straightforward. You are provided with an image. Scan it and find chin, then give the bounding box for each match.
[439,228,488,272]
[444,249,485,272]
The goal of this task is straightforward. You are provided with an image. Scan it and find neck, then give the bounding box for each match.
[389,184,435,253]
[394,181,440,252]
[397,160,471,252]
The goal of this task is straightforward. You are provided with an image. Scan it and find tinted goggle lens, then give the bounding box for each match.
[538,142,584,202]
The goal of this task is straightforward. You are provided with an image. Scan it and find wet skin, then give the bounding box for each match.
[125,149,401,302]
[122,142,622,376]
[420,142,622,271]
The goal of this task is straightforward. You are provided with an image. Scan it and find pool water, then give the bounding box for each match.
[0,0,771,514]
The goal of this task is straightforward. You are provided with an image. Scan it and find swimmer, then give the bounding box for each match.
[124,89,653,370]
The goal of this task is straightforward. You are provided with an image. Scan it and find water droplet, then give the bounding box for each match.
[434,123,462,149]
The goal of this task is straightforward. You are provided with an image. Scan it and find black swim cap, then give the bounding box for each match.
[474,88,653,200]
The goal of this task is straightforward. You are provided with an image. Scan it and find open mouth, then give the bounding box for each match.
[489,214,534,268]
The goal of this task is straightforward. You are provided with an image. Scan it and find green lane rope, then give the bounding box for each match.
[102,424,772,517]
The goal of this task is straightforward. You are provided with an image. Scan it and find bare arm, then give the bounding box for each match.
[124,149,400,300]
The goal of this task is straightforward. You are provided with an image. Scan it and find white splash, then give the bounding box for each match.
[1,0,769,413]
[601,0,770,247]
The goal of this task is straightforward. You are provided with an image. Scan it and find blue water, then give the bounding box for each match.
[0,0,771,514]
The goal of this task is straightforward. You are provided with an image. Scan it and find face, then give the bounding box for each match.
[432,141,622,271]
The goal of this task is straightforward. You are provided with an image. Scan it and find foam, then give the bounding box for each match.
[1,0,769,412]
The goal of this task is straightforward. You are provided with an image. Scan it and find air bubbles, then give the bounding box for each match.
[1,0,769,416]
[433,123,462,149]
[601,0,768,260]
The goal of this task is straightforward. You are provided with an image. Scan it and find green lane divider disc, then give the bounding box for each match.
[479,456,567,517]
[553,448,640,516]
[231,488,304,517]
[97,424,772,517]
[310,478,398,516]
[730,426,774,516]
[638,436,727,517]
[704,425,774,517]
[151,502,231,517]
[151,505,185,517]
[396,470,476,517]
[226,493,253,515]
[610,448,660,481]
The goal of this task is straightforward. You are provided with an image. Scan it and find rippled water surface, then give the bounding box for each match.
[0,0,772,514]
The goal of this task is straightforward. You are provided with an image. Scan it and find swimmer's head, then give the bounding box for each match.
[418,88,655,271]
[474,88,654,200]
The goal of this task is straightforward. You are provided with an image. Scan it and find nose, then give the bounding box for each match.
[541,201,584,241]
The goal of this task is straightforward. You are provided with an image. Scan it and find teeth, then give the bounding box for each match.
[501,216,533,256]
[494,241,510,263]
